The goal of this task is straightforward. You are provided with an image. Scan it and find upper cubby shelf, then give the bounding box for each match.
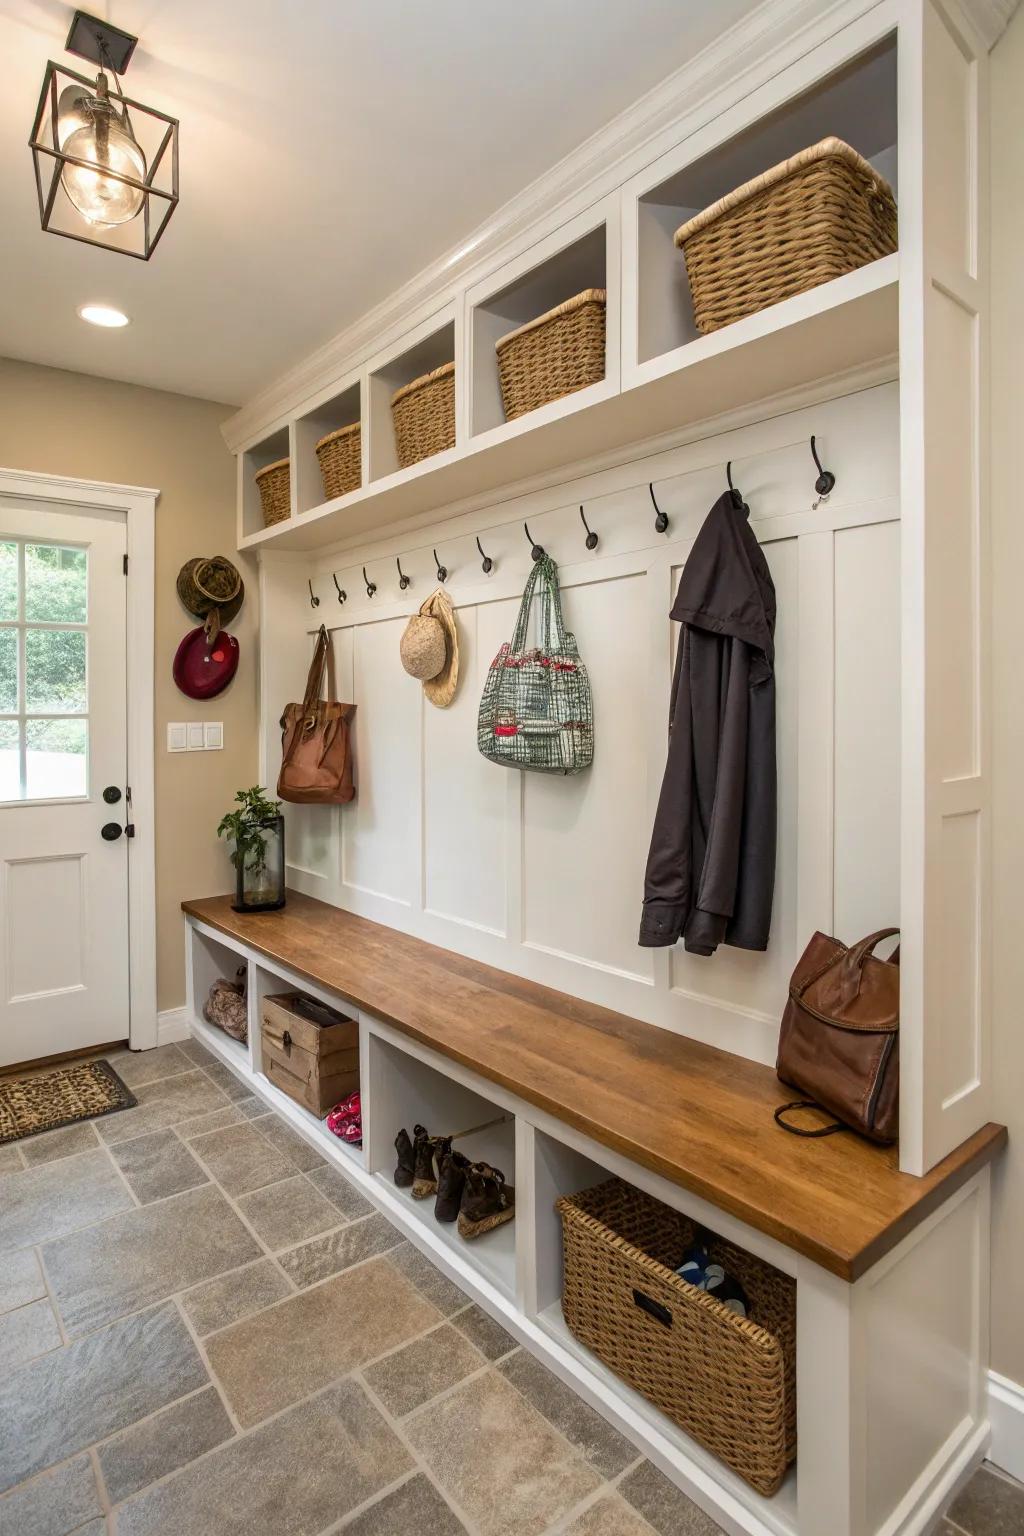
[629,35,897,377]
[235,32,899,554]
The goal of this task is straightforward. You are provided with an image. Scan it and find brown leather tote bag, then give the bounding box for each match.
[277,625,356,805]
[775,928,899,1144]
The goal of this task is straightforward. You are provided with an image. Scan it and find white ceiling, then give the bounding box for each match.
[0,1,762,406]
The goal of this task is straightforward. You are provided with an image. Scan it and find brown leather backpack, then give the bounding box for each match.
[278,625,356,805]
[775,928,900,1144]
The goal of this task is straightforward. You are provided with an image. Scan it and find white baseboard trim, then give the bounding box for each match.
[988,1370,1024,1482]
[156,1007,191,1045]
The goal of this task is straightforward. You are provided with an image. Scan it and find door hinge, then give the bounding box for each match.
[125,823,136,838]
[125,785,134,837]
[123,553,129,574]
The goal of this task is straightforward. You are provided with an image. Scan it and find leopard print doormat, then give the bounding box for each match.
[0,1060,137,1145]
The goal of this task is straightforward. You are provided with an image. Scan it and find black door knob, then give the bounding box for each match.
[101,822,123,841]
[103,786,122,804]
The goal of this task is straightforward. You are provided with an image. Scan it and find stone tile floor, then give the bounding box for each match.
[0,1037,1020,1535]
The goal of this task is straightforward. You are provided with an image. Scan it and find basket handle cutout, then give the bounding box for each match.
[632,1289,673,1328]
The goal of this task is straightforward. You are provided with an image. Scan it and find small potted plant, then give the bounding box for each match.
[217,786,286,912]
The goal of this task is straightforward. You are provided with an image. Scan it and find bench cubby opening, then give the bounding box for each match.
[365,1028,518,1300]
[248,958,365,1170]
[186,924,250,1072]
[635,33,898,368]
[527,1126,799,1520]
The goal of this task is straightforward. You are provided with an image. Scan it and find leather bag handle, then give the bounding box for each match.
[300,626,337,723]
[839,927,900,1007]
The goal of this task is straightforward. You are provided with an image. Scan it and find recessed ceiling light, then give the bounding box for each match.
[78,303,130,328]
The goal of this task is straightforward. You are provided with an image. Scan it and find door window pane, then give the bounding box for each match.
[0,721,17,800]
[25,544,87,623]
[26,629,86,713]
[0,629,16,712]
[0,544,15,621]
[25,719,87,799]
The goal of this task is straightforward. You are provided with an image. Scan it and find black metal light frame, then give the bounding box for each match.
[28,57,179,261]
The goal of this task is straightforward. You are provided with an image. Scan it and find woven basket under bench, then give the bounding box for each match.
[675,136,897,336]
[496,288,606,422]
[556,1178,796,1496]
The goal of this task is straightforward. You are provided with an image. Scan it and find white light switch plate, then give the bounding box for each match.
[167,722,187,752]
[204,722,223,750]
[186,722,205,751]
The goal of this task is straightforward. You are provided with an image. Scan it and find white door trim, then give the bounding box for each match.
[0,465,158,1051]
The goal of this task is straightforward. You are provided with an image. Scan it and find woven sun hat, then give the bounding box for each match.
[176,555,244,626]
[400,588,459,708]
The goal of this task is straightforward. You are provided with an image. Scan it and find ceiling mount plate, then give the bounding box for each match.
[64,11,138,74]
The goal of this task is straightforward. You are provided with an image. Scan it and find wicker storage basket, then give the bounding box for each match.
[674,137,897,335]
[391,362,456,469]
[254,458,290,527]
[556,1179,796,1496]
[315,422,361,501]
[495,288,606,422]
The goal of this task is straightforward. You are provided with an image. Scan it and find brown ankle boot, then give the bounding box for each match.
[394,1128,415,1187]
[457,1162,515,1239]
[434,1149,470,1223]
[412,1129,451,1199]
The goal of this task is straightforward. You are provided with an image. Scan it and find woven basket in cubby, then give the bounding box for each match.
[496,288,606,422]
[254,458,290,528]
[391,362,456,469]
[556,1178,796,1496]
[315,422,361,501]
[674,137,897,335]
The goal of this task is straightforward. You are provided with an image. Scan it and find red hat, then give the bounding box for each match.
[172,626,239,699]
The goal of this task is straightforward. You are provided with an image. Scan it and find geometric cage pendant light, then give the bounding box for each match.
[28,10,179,261]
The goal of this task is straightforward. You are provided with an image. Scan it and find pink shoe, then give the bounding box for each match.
[326,1095,362,1145]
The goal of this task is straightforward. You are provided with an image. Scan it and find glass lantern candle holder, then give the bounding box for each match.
[233,815,286,913]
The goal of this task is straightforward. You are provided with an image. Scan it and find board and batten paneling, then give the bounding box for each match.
[264,382,900,1069]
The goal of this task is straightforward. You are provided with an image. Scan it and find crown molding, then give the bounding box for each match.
[222,0,872,454]
[960,0,1021,48]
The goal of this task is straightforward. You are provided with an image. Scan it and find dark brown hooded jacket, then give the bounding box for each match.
[639,491,776,956]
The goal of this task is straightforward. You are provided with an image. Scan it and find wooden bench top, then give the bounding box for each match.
[183,891,1005,1281]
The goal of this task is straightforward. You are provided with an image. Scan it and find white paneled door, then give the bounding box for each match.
[0,501,129,1067]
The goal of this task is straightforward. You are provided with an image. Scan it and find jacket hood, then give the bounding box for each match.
[670,492,776,671]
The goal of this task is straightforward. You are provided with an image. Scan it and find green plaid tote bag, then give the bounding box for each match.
[477,555,593,774]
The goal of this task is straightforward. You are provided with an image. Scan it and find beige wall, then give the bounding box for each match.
[990,9,1024,1389]
[0,357,257,1014]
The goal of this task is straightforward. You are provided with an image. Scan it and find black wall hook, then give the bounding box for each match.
[362,566,376,598]
[308,579,320,609]
[810,435,836,505]
[396,557,411,591]
[433,549,448,583]
[579,506,598,551]
[332,573,347,604]
[650,483,669,535]
[476,536,493,575]
[726,462,746,512]
[524,522,544,561]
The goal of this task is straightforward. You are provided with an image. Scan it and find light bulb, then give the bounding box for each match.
[58,77,147,229]
[61,118,146,227]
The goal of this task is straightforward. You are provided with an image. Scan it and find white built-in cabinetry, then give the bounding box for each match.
[210,1,1000,1530]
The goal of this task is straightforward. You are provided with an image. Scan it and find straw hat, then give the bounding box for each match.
[400,589,459,708]
[176,556,244,626]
